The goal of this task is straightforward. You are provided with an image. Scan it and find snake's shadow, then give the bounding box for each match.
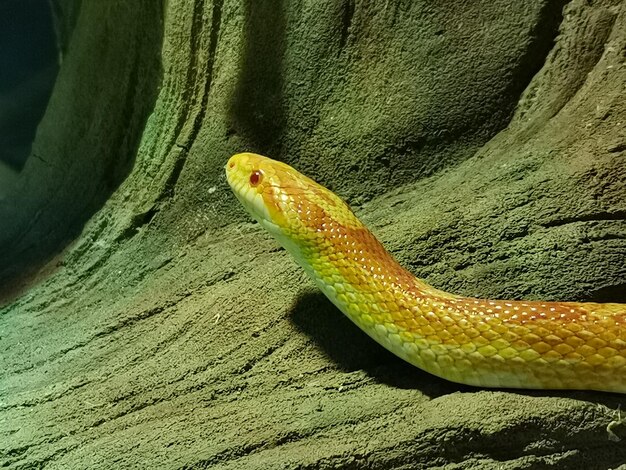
[288,290,626,411]
[288,289,467,398]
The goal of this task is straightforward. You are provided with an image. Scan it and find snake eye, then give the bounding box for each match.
[249,170,263,187]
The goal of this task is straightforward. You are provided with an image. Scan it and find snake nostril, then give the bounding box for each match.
[228,161,236,169]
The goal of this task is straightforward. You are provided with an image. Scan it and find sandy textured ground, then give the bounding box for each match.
[1,0,626,468]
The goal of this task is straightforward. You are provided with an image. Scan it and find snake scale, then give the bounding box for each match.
[226,152,626,393]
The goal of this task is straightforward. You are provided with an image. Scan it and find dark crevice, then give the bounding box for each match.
[236,342,284,374]
[499,0,568,117]
[0,0,59,170]
[587,283,626,303]
[540,210,626,228]
[338,0,355,52]
[519,3,618,124]
[158,146,189,202]
[608,142,626,153]
[132,206,158,228]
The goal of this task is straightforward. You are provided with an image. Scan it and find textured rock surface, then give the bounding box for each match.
[1,0,626,469]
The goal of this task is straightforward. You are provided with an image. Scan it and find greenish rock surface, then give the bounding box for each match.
[1,0,626,468]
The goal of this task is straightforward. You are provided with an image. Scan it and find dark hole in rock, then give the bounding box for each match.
[0,0,59,171]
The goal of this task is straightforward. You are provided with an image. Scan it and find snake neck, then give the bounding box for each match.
[280,217,455,308]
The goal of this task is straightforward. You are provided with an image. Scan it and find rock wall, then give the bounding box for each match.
[1,0,625,468]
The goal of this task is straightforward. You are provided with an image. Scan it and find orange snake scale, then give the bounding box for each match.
[226,152,626,393]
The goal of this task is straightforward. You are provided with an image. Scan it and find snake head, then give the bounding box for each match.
[226,152,291,236]
[226,152,362,254]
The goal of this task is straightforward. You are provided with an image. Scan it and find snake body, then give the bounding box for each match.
[226,152,626,393]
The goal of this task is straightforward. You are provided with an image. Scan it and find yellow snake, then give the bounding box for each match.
[226,152,626,393]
